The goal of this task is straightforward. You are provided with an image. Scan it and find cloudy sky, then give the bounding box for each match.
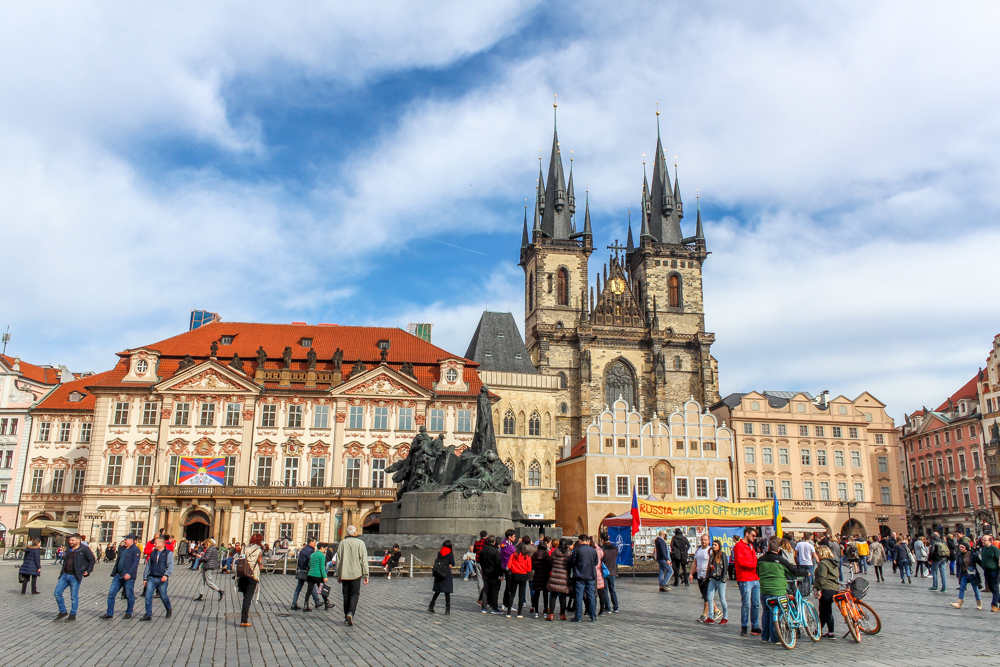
[2,1,998,419]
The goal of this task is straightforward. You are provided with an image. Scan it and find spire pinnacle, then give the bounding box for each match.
[673,158,683,219]
[582,190,592,238]
[626,212,634,252]
[695,194,704,242]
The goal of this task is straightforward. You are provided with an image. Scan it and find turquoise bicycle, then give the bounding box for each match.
[768,577,821,649]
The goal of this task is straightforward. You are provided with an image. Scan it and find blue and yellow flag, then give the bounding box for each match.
[774,496,783,539]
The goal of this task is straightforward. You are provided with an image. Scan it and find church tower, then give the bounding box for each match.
[520,108,720,448]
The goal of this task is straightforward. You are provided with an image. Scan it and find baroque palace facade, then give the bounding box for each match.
[19,323,489,545]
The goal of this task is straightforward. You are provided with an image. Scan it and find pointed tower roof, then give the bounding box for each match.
[582,191,592,238]
[673,162,683,220]
[464,312,536,374]
[647,111,682,244]
[695,197,704,242]
[540,103,573,239]
[626,216,634,252]
[519,205,530,266]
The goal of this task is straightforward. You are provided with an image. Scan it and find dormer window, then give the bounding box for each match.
[497,332,505,338]
[68,391,85,402]
[300,338,313,348]
[221,336,235,345]
[434,358,468,392]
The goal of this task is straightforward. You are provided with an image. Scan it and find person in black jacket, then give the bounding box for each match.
[478,536,503,614]
[54,533,95,621]
[291,538,320,610]
[670,529,691,587]
[568,534,598,622]
[101,533,141,619]
[19,539,42,595]
[654,530,673,592]
[600,533,620,613]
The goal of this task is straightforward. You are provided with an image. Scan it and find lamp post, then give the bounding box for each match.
[839,500,859,536]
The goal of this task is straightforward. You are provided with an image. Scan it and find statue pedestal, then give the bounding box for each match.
[379,491,514,536]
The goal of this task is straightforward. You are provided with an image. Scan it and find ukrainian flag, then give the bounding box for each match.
[774,496,783,539]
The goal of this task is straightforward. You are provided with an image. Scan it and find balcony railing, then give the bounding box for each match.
[156,484,396,499]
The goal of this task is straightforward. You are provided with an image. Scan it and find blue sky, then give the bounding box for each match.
[2,1,999,419]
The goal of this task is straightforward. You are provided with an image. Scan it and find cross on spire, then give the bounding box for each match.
[606,240,628,252]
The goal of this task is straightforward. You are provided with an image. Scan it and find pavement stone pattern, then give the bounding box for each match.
[0,560,997,666]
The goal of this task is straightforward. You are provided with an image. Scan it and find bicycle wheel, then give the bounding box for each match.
[844,611,861,643]
[856,600,882,635]
[774,607,796,649]
[801,600,821,641]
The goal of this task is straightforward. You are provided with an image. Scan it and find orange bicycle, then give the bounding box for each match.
[832,576,881,643]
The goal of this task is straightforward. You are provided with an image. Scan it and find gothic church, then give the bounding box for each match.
[518,112,721,450]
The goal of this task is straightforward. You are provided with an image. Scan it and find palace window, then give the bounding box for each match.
[310,458,326,487]
[113,402,130,426]
[80,423,92,443]
[820,481,830,500]
[38,423,51,441]
[284,458,300,487]
[798,425,808,437]
[225,456,237,485]
[834,450,844,466]
[306,523,321,542]
[837,482,848,501]
[0,418,15,435]
[617,475,630,496]
[832,426,842,438]
[226,403,241,427]
[963,486,972,507]
[279,523,294,541]
[167,456,180,485]
[745,479,756,499]
[106,455,123,486]
[777,424,787,436]
[261,404,277,428]
[529,412,541,436]
[973,450,981,469]
[457,409,472,432]
[199,402,215,427]
[716,479,728,500]
[100,522,114,544]
[877,456,888,472]
[557,268,569,306]
[801,449,811,466]
[503,410,516,435]
[398,407,413,431]
[851,451,861,468]
[134,455,152,486]
[779,448,789,465]
[764,479,774,499]
[881,486,892,505]
[288,404,304,429]
[762,447,773,464]
[781,480,791,499]
[72,469,86,494]
[251,523,266,539]
[313,405,329,429]
[345,458,361,488]
[803,481,814,500]
[815,425,825,437]
[696,478,709,498]
[174,403,190,426]
[256,457,273,486]
[637,476,650,496]
[142,402,159,426]
[817,449,827,466]
[373,406,389,430]
[874,433,884,444]
[1,450,10,469]
[744,447,755,464]
[604,360,637,409]
[595,475,609,496]
[947,456,955,474]
[761,423,771,435]
[129,521,144,541]
[430,409,445,432]
[854,483,864,502]
[371,458,386,488]
[58,422,71,442]
[348,406,364,430]
[30,469,44,494]
[743,423,753,435]
[528,461,541,487]
[677,477,690,497]
[50,469,65,494]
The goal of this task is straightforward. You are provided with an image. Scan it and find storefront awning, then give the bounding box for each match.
[10,520,78,536]
[781,522,829,533]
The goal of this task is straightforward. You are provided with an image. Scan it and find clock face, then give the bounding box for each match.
[609,277,626,294]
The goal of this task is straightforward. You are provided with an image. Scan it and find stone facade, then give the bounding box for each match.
[979,334,1000,525]
[711,391,908,538]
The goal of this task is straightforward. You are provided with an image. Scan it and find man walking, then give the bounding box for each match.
[335,525,369,626]
[141,535,174,621]
[176,539,188,565]
[292,537,321,610]
[654,530,673,592]
[794,534,817,591]
[101,533,140,619]
[569,534,598,622]
[472,530,488,606]
[885,531,898,574]
[734,527,761,637]
[929,532,949,592]
[670,528,690,587]
[979,534,1000,612]
[499,529,517,612]
[479,535,503,614]
[54,533,95,622]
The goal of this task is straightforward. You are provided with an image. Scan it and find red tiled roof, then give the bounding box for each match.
[35,369,117,412]
[88,322,482,397]
[935,374,980,412]
[0,354,62,385]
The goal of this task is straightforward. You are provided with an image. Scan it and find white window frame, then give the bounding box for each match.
[834,450,845,467]
[397,407,413,431]
[287,404,303,429]
[225,403,241,427]
[762,447,773,464]
[837,481,848,501]
[819,481,830,500]
[79,422,92,443]
[199,402,216,427]
[854,483,864,502]
[803,480,814,500]
[817,449,827,466]
[714,478,729,500]
[851,450,861,468]
[113,402,130,426]
[174,403,190,426]
[457,409,472,433]
[780,479,792,499]
[779,448,789,465]
[637,475,650,497]
[595,475,609,496]
[142,402,159,426]
[695,477,709,499]
[372,406,389,430]
[616,475,630,497]
[58,422,72,442]
[764,478,775,499]
[283,457,300,487]
[260,404,277,428]
[880,486,891,505]
[429,408,445,432]
[676,477,690,498]
[745,478,757,499]
[256,456,273,486]
[30,469,44,493]
[345,457,361,488]
[744,446,755,464]
[372,458,386,488]
[313,405,330,429]
[310,457,327,487]
[348,406,364,430]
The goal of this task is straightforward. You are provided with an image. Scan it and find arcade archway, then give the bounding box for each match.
[183,510,212,542]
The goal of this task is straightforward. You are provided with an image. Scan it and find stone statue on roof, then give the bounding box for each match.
[306,347,317,370]
[282,346,292,369]
[256,346,267,367]
[332,348,343,370]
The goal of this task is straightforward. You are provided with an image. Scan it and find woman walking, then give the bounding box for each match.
[546,539,570,621]
[428,540,455,615]
[530,540,552,619]
[704,540,729,625]
[950,542,983,610]
[507,541,533,618]
[691,534,718,622]
[870,537,886,583]
[813,545,840,639]
[304,542,329,611]
[19,539,42,595]
[237,534,263,627]
[195,538,223,602]
[913,537,929,578]
[894,537,913,584]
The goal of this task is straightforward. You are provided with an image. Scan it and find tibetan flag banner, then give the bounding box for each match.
[178,458,226,486]
[631,486,641,536]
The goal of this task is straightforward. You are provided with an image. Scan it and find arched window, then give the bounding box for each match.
[557,372,567,389]
[560,402,568,414]
[673,355,681,370]
[503,410,516,435]
[668,274,681,308]
[528,273,534,311]
[505,458,515,478]
[528,460,541,486]
[547,273,553,293]
[604,359,637,408]
[557,268,569,306]
[528,412,541,436]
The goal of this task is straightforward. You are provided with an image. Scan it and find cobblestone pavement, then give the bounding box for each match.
[0,560,997,666]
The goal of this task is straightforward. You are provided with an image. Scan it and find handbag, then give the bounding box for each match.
[601,562,610,578]
[18,573,28,584]
[295,568,309,581]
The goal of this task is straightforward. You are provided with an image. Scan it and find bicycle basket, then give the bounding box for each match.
[849,577,869,600]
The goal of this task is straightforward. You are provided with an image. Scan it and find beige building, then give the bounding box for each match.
[556,397,734,535]
[711,391,907,537]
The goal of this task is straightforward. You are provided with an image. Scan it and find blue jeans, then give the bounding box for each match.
[930,560,947,590]
[958,573,981,601]
[144,578,172,615]
[802,563,815,591]
[837,558,844,582]
[898,560,911,581]
[657,559,674,587]
[54,573,81,615]
[761,595,780,643]
[707,579,727,620]
[738,579,760,629]
[461,561,475,578]
[107,574,135,616]
[860,556,868,573]
[573,579,596,621]
[605,575,619,611]
[292,578,320,607]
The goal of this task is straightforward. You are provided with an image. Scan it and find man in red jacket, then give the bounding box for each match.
[734,527,761,637]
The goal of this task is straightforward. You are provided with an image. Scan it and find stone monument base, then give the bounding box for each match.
[379,491,514,536]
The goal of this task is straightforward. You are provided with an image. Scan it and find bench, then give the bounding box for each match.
[368,555,406,577]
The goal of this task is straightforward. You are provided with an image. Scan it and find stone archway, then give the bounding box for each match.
[840,518,866,538]
[807,516,833,536]
[183,509,212,542]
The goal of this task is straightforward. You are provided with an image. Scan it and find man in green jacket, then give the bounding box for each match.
[756,537,807,645]
[980,534,1000,612]
[336,525,370,626]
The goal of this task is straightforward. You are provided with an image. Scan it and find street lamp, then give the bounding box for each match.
[839,500,859,536]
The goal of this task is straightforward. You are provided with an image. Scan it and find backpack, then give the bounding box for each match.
[935,541,950,560]
[845,543,858,559]
[236,556,253,578]
[432,554,450,579]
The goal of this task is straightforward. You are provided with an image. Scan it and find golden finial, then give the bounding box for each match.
[655,102,659,116]
[553,93,557,108]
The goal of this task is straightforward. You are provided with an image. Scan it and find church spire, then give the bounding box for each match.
[540,98,573,239]
[626,212,634,253]
[673,160,683,220]
[518,204,530,267]
[582,190,592,238]
[648,107,679,243]
[694,195,705,247]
